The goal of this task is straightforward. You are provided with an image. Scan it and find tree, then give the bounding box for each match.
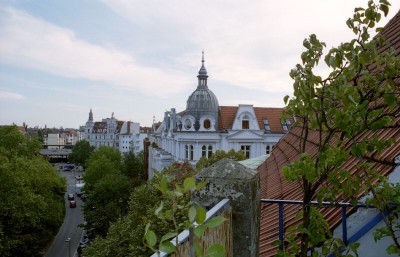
[195,149,246,171]
[280,1,400,256]
[83,162,200,257]
[83,173,133,237]
[83,183,164,257]
[0,126,66,257]
[68,140,95,168]
[121,150,144,181]
[81,146,148,239]
[0,125,41,158]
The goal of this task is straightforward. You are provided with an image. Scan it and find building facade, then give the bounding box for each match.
[83,110,147,155]
[148,53,292,176]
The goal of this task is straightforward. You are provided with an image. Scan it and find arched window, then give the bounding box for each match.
[202,145,207,157]
[203,119,211,129]
[242,115,249,129]
[208,145,213,158]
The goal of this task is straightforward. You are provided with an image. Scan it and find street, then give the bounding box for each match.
[45,169,84,257]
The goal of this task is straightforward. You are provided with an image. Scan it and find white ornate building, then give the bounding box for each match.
[148,53,292,176]
[83,110,147,155]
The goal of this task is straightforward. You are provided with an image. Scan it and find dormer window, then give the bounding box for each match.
[263,118,271,132]
[242,115,249,129]
[281,119,291,132]
[286,119,292,130]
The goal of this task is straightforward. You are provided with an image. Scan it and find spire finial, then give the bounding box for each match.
[202,50,204,65]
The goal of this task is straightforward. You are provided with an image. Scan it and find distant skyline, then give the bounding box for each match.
[1,1,399,128]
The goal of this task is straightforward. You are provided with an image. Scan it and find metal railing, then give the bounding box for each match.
[260,198,388,251]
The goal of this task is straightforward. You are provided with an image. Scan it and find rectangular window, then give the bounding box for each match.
[190,145,194,160]
[263,118,271,132]
[241,145,250,159]
[242,120,249,129]
[281,119,292,132]
[185,145,189,159]
[266,145,271,154]
[281,120,288,132]
[286,119,292,130]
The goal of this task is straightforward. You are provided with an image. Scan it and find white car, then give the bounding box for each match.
[67,193,74,200]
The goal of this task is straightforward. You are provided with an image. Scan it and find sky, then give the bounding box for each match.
[1,0,399,129]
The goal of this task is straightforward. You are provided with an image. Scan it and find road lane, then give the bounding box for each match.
[45,170,84,257]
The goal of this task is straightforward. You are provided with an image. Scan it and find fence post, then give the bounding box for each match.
[342,207,348,245]
[279,202,284,251]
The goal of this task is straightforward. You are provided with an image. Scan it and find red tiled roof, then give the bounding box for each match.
[218,106,289,133]
[257,9,400,256]
[92,120,124,134]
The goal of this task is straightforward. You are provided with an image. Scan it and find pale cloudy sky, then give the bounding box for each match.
[1,0,399,128]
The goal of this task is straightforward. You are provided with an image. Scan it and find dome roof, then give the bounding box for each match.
[186,87,219,120]
[185,52,219,128]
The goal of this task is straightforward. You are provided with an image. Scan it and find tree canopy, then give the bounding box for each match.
[68,140,95,168]
[195,149,246,171]
[82,146,145,238]
[83,161,198,257]
[0,126,66,257]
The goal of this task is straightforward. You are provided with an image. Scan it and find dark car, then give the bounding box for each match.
[67,193,74,200]
[69,200,77,208]
[80,194,88,201]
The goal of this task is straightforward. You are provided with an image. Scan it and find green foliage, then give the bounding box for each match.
[281,1,400,256]
[83,173,134,237]
[0,125,41,158]
[82,146,139,238]
[84,182,180,257]
[0,126,66,257]
[121,150,144,181]
[367,181,400,254]
[144,172,226,257]
[83,146,122,192]
[68,140,95,168]
[162,160,197,184]
[195,149,246,171]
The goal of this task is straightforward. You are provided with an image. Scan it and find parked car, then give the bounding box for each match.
[78,231,92,256]
[67,193,74,200]
[80,194,88,201]
[69,200,77,208]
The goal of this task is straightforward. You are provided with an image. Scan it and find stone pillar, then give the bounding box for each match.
[194,158,260,257]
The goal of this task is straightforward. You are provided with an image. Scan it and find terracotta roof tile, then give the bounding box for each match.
[218,106,290,133]
[257,9,400,256]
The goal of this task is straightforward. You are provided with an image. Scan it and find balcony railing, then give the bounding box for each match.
[260,198,389,251]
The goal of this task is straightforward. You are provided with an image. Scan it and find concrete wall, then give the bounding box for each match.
[194,158,260,257]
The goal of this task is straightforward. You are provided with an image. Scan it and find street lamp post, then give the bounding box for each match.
[65,237,71,257]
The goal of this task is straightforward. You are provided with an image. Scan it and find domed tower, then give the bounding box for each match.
[185,51,219,130]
